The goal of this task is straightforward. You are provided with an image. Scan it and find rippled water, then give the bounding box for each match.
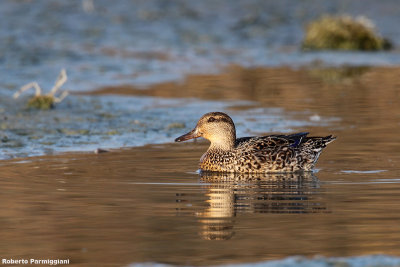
[1,140,400,266]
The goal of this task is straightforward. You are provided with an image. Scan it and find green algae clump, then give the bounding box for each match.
[27,96,55,110]
[302,15,391,51]
[14,69,69,110]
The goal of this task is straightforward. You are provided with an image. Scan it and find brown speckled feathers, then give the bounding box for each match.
[175,112,335,173]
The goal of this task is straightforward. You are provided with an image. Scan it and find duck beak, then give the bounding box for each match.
[175,128,201,142]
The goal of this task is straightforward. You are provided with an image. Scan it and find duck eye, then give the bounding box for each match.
[208,117,216,122]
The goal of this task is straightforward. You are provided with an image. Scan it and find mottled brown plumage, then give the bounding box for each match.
[175,112,336,173]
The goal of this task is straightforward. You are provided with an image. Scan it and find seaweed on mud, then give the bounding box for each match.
[13,69,69,110]
[302,15,392,51]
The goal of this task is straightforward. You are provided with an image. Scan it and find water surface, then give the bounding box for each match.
[1,141,400,266]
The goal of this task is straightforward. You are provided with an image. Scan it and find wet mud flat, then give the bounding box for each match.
[1,65,400,266]
[0,93,325,160]
[3,65,400,163]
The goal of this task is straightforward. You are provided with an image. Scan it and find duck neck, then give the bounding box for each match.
[208,134,236,152]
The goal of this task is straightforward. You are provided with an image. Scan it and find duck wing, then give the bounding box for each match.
[235,132,309,150]
[273,132,310,147]
[234,132,335,172]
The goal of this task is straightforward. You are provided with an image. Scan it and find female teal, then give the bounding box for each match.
[175,112,335,173]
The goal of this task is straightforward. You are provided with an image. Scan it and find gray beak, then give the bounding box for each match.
[175,128,201,142]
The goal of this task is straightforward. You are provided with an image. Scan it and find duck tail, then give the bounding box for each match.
[321,135,336,145]
[303,135,336,150]
[299,135,336,170]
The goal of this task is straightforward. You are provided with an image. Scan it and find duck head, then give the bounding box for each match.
[175,112,236,150]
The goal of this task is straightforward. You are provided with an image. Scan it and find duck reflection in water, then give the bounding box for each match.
[193,171,326,240]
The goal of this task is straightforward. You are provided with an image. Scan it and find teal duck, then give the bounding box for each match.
[175,112,336,173]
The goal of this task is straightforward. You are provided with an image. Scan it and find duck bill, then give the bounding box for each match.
[175,128,200,142]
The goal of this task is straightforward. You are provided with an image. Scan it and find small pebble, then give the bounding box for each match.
[94,148,109,154]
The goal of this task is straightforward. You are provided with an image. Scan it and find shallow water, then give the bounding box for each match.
[1,65,400,266]
[1,141,400,266]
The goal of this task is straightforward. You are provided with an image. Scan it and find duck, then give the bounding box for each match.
[175,112,335,173]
